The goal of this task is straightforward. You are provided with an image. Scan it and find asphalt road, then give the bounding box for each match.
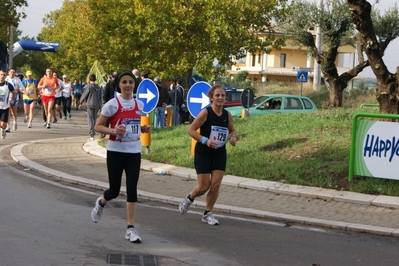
[2,106,399,266]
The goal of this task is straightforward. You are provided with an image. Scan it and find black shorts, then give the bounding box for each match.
[55,97,63,106]
[0,108,10,123]
[194,147,227,174]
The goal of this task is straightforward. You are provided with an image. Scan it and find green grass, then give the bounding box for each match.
[100,85,396,196]
[140,107,399,197]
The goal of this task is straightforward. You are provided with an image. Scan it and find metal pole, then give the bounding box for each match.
[313,0,323,91]
[8,25,14,68]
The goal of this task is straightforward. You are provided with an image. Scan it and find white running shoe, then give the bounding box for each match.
[91,197,105,223]
[179,195,192,214]
[46,123,51,129]
[5,125,10,132]
[13,122,17,131]
[201,212,219,225]
[43,121,47,126]
[1,129,6,139]
[27,122,32,128]
[24,116,28,123]
[125,228,142,243]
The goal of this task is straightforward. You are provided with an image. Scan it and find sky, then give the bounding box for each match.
[17,0,399,78]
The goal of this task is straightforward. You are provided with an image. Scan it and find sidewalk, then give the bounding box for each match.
[10,136,399,237]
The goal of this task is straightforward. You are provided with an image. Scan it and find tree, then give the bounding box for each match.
[281,0,399,107]
[33,0,288,86]
[39,0,96,79]
[348,0,399,115]
[0,0,28,60]
[0,0,27,28]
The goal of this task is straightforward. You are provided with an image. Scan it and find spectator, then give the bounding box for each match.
[170,78,184,126]
[132,68,141,94]
[154,77,170,128]
[78,74,102,141]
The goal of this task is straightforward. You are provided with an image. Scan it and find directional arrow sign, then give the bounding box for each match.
[187,81,211,118]
[136,79,159,113]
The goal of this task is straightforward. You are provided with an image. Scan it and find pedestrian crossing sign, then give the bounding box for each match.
[297,71,308,83]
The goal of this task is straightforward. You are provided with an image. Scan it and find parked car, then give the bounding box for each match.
[225,89,244,107]
[225,94,317,117]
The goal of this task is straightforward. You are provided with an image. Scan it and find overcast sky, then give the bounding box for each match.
[17,0,399,78]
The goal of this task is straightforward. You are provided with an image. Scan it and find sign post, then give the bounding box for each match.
[186,81,211,155]
[136,79,159,154]
[292,67,313,96]
[240,88,255,118]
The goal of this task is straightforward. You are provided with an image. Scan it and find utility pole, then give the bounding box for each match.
[9,25,14,69]
[313,0,323,91]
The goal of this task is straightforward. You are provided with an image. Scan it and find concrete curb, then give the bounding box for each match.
[83,138,399,209]
[8,138,399,237]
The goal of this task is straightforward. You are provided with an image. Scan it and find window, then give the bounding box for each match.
[285,97,304,109]
[303,99,314,109]
[280,53,286,67]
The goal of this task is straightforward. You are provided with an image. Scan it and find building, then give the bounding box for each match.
[227,31,356,89]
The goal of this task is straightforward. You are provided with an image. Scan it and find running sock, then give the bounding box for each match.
[187,194,193,202]
[127,225,134,229]
[98,199,106,207]
[204,210,210,215]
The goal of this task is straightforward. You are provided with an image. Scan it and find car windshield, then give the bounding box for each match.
[252,95,269,107]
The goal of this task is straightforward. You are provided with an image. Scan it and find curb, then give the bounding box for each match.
[8,138,399,237]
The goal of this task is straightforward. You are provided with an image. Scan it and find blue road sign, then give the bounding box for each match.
[136,79,159,113]
[189,75,203,86]
[187,81,211,118]
[297,71,308,83]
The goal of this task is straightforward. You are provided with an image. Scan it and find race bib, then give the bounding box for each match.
[209,126,228,148]
[0,95,5,102]
[45,86,52,94]
[28,90,35,97]
[116,119,141,142]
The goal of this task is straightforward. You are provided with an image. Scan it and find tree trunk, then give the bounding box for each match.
[347,0,399,116]
[328,78,345,107]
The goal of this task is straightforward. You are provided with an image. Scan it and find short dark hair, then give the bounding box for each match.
[89,73,96,81]
[141,70,149,79]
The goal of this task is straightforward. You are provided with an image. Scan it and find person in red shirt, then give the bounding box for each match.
[38,68,59,129]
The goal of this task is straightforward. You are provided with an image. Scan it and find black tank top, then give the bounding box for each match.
[196,107,229,152]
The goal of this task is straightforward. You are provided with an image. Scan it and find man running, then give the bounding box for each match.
[5,67,25,132]
[21,70,39,128]
[0,69,16,139]
[38,68,59,129]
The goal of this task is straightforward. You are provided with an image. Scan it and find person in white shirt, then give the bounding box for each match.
[5,67,25,132]
[61,75,74,119]
[0,69,16,138]
[52,72,64,122]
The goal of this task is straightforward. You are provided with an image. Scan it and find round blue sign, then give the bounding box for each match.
[187,81,211,118]
[136,79,159,113]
